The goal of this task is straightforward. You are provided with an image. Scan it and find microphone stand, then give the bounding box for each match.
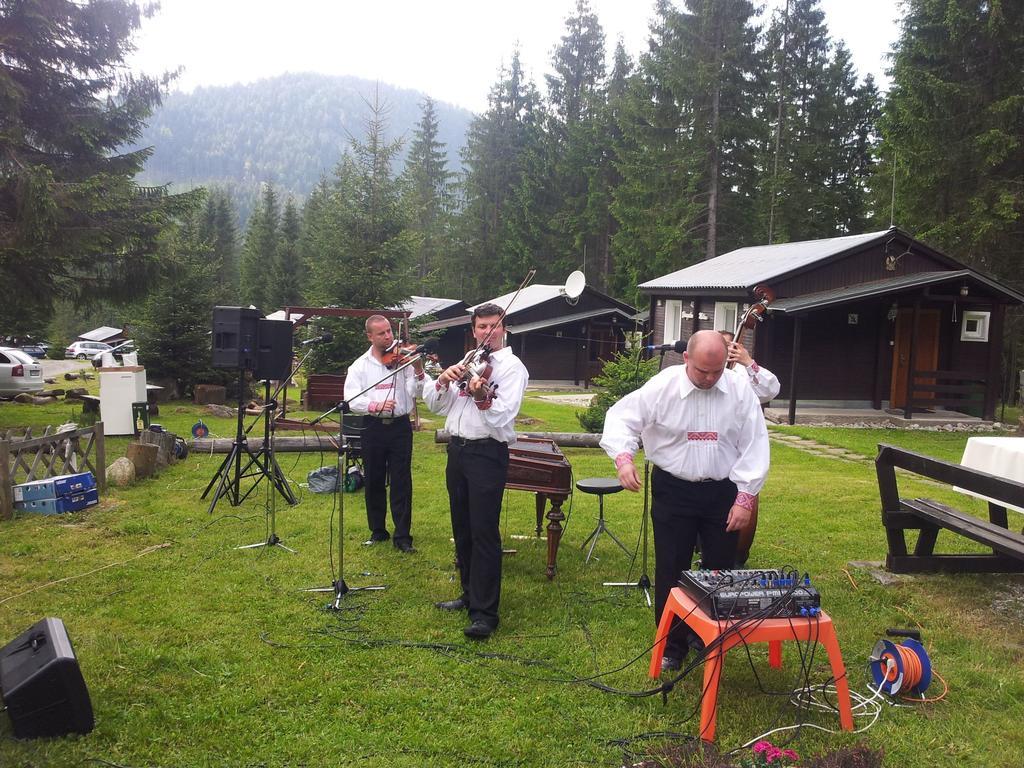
[603,345,665,605]
[235,345,319,553]
[301,353,425,608]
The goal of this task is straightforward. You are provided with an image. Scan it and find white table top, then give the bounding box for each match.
[958,436,1024,514]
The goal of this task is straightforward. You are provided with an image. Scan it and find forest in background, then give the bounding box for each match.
[133,73,474,225]
[2,0,1021,390]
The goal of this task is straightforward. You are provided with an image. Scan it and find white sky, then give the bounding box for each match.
[129,0,901,113]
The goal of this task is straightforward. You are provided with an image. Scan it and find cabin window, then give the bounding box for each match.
[663,300,682,342]
[961,311,990,342]
[714,302,738,334]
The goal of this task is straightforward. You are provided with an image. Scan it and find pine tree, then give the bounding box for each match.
[239,182,281,310]
[0,0,198,331]
[269,196,303,310]
[400,97,453,294]
[198,188,240,303]
[135,216,221,397]
[879,0,1023,283]
[457,50,548,299]
[545,0,611,285]
[302,91,414,368]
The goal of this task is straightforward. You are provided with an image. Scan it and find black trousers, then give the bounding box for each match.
[361,415,413,546]
[445,438,509,628]
[651,468,738,658]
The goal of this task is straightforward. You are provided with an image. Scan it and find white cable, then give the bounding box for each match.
[738,662,893,749]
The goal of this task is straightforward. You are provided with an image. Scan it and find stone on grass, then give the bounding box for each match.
[205,403,236,419]
[107,457,136,487]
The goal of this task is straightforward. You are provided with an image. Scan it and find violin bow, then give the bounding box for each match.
[463,268,537,361]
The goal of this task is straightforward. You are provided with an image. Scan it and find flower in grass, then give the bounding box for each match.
[744,740,799,767]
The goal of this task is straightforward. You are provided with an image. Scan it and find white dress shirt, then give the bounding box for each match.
[423,346,528,444]
[344,347,421,417]
[743,361,781,404]
[600,365,770,496]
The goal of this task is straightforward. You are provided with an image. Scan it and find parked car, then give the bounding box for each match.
[66,340,113,359]
[20,344,46,359]
[90,339,137,368]
[0,347,45,396]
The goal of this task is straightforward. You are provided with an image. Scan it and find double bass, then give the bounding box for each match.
[727,284,775,369]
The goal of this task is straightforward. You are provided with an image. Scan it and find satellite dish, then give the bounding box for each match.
[561,271,586,305]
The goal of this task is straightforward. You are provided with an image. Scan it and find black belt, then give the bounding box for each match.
[449,435,504,447]
[366,414,409,425]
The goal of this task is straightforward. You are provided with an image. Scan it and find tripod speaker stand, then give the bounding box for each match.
[236,379,298,553]
[201,370,296,515]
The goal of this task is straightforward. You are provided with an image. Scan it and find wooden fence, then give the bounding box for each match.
[0,423,106,520]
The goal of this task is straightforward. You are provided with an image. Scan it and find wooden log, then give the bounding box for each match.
[126,442,159,479]
[139,430,177,468]
[191,435,341,453]
[434,429,605,448]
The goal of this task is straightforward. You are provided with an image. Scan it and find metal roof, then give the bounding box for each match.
[506,308,637,335]
[418,314,471,332]
[768,270,1024,314]
[79,326,123,341]
[467,284,568,315]
[404,296,463,319]
[639,230,891,290]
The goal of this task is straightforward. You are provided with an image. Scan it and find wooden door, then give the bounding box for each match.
[890,309,940,408]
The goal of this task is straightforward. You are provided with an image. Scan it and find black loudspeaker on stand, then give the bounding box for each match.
[202,309,297,515]
[0,617,94,739]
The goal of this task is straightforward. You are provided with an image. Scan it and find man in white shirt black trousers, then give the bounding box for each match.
[600,330,770,671]
[344,315,424,553]
[424,303,529,639]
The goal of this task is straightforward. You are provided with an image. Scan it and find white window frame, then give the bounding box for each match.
[961,311,990,342]
[663,299,682,343]
[714,302,739,335]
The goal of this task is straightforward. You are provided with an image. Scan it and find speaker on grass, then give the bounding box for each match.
[212,306,260,370]
[255,318,294,381]
[0,617,94,738]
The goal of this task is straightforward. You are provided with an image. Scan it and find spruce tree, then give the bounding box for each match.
[0,0,197,331]
[400,98,453,294]
[239,182,281,310]
[880,0,1023,283]
[270,196,303,310]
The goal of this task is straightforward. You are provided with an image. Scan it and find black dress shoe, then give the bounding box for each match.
[435,596,468,611]
[364,531,391,545]
[660,655,682,673]
[393,541,416,553]
[463,620,494,639]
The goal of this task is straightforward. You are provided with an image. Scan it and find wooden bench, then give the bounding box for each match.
[303,374,346,410]
[876,443,1024,573]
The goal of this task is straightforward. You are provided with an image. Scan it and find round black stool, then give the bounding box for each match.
[576,477,629,562]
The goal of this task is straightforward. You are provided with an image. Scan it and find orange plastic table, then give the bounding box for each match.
[649,586,855,742]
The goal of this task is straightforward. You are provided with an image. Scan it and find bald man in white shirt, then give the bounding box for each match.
[600,330,770,670]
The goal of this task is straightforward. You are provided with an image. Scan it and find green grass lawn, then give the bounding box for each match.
[1,395,1023,767]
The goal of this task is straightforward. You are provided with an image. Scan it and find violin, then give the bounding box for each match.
[381,341,436,370]
[457,345,498,402]
[727,284,775,369]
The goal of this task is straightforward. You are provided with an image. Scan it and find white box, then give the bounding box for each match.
[99,368,147,435]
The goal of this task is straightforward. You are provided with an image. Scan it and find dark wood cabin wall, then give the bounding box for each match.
[773,246,949,297]
[512,332,580,380]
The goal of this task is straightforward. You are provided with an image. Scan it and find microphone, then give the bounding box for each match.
[300,332,333,346]
[644,340,686,354]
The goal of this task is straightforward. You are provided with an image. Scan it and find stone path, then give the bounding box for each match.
[769,432,872,464]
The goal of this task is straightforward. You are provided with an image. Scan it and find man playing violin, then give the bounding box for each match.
[600,330,769,671]
[423,303,529,640]
[344,315,424,553]
[719,329,780,566]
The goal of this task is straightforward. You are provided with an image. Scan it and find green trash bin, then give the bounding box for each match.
[132,402,150,436]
